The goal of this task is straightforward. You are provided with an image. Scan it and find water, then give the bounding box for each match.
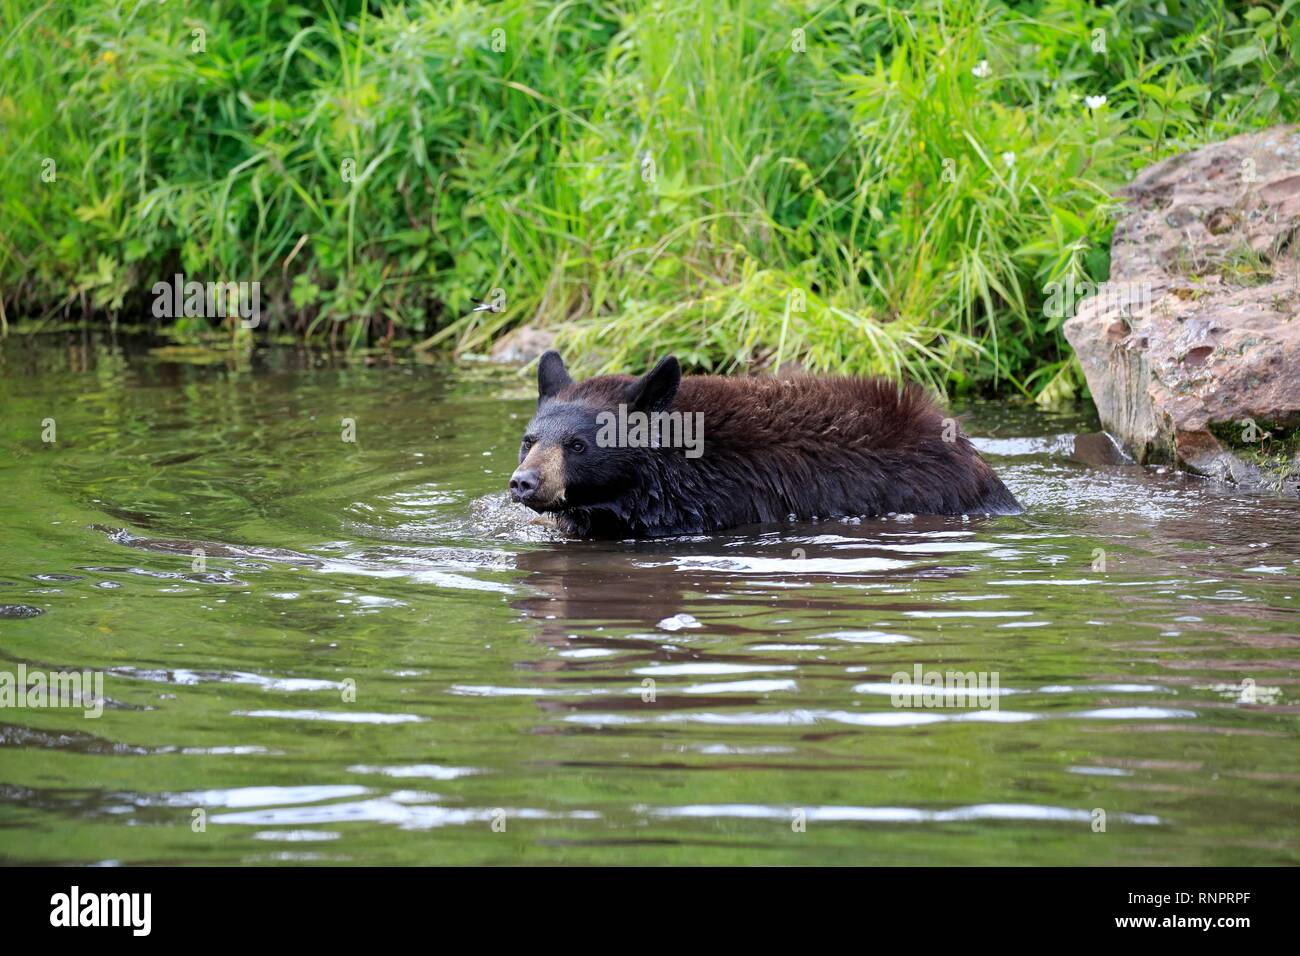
[1,333,1297,865]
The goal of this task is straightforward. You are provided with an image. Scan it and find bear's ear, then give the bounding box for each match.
[537,350,572,402]
[628,355,680,413]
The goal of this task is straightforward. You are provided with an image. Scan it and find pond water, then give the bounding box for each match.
[1,333,1297,865]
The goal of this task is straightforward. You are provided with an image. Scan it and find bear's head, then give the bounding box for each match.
[508,350,680,513]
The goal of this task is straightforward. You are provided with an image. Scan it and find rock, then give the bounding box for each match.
[768,359,810,378]
[489,325,556,364]
[1064,125,1300,495]
[1070,432,1135,468]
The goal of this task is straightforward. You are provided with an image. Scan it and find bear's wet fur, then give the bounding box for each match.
[508,350,1022,538]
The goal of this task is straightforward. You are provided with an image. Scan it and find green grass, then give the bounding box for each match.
[1,0,1297,395]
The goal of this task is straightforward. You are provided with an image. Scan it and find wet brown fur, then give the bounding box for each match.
[513,355,1022,538]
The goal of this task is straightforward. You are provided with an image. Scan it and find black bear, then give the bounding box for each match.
[509,350,1021,538]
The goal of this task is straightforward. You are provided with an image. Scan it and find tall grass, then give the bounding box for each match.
[1,0,1297,394]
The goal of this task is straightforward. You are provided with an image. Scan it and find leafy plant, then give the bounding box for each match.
[1,0,1296,397]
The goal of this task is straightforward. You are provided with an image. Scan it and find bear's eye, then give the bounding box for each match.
[521,436,535,450]
[566,438,586,454]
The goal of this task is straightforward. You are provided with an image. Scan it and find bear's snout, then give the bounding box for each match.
[509,468,540,503]
[511,442,567,510]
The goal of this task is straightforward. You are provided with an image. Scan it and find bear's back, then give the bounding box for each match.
[672,374,940,451]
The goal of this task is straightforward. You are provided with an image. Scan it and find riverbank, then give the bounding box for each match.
[2,0,1297,395]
